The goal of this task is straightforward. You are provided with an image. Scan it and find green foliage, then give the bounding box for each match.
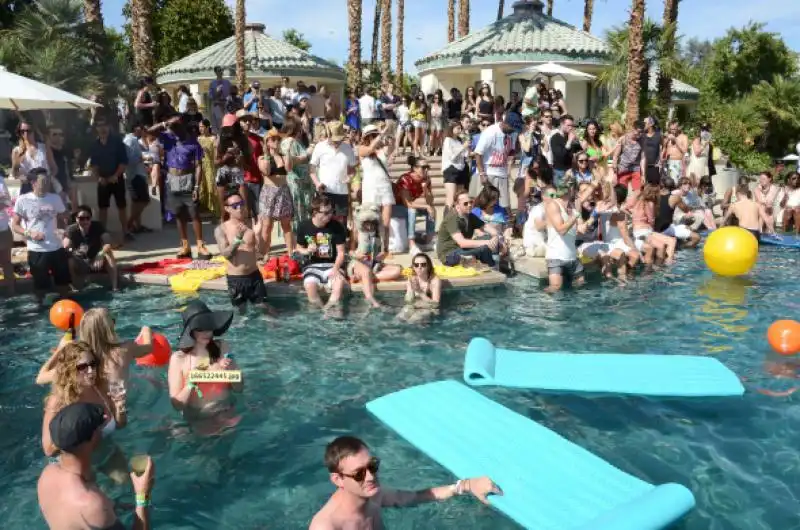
[598,105,623,130]
[282,28,311,52]
[354,62,418,95]
[123,0,234,68]
[0,0,34,29]
[706,22,797,101]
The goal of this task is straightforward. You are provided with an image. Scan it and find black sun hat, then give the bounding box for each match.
[50,402,106,453]
[178,300,233,349]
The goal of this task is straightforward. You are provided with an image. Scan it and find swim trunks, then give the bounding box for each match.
[227,269,267,307]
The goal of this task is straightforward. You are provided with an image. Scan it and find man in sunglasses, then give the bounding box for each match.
[310,435,500,530]
[63,205,119,291]
[436,191,500,269]
[295,195,347,311]
[214,190,269,313]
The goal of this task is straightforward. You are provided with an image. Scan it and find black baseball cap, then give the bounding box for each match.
[49,403,106,453]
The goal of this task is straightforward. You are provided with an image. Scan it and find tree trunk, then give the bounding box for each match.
[380,0,392,86]
[396,0,404,85]
[235,0,246,92]
[458,0,470,38]
[546,0,553,16]
[371,0,381,70]
[624,0,645,129]
[656,0,679,116]
[131,0,155,78]
[497,0,504,21]
[82,0,114,122]
[347,0,362,93]
[447,0,455,42]
[582,0,593,32]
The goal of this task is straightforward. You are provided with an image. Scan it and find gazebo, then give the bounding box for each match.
[416,0,698,119]
[156,23,346,112]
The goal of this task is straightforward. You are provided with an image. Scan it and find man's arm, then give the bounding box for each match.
[214,224,240,260]
[381,476,501,508]
[546,200,578,236]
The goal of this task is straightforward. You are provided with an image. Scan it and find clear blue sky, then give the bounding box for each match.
[103,0,799,72]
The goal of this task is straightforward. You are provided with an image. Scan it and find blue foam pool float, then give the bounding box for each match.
[758,233,800,249]
[463,338,745,397]
[367,380,697,530]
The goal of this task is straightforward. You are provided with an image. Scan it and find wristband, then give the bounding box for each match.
[187,381,203,398]
[232,238,243,246]
[24,229,30,238]
[454,479,464,495]
[135,496,151,508]
[96,250,105,260]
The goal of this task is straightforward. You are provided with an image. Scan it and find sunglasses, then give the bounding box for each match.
[577,159,589,163]
[77,215,91,221]
[77,359,98,372]
[226,201,245,210]
[413,262,428,268]
[20,128,32,133]
[318,209,333,216]
[418,165,430,170]
[339,457,380,483]
[460,200,471,206]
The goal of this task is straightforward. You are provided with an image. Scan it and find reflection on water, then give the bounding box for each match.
[696,276,754,353]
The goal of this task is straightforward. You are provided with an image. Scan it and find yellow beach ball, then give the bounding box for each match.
[703,227,759,277]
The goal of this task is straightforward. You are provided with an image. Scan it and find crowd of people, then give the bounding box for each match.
[1,74,799,307]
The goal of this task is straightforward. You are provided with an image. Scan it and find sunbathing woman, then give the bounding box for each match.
[625,184,676,265]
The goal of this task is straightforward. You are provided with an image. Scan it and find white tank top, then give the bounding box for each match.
[785,188,800,208]
[601,207,623,242]
[17,142,51,177]
[546,200,577,260]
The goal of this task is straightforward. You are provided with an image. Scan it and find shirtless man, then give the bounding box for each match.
[214,190,269,313]
[753,171,779,235]
[662,120,688,180]
[723,184,762,239]
[309,436,501,530]
[38,402,155,530]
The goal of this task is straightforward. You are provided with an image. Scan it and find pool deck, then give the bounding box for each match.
[6,221,505,296]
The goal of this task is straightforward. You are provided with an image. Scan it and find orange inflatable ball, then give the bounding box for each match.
[768,320,800,356]
[135,333,173,367]
[50,299,84,331]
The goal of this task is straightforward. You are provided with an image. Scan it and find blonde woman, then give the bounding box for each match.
[37,308,153,429]
[40,341,129,483]
[601,122,623,184]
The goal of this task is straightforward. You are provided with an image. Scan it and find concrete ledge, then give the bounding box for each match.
[515,257,548,279]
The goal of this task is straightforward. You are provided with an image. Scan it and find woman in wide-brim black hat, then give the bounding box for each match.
[167,300,242,417]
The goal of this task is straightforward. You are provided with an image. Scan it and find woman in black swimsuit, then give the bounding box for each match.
[477,84,494,123]
[134,77,156,127]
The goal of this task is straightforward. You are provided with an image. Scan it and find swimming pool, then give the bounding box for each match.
[1,248,798,529]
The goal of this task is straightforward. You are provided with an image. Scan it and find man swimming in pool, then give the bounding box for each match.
[214,190,271,313]
[723,184,762,239]
[38,402,155,530]
[309,436,501,530]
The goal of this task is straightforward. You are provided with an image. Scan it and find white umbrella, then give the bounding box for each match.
[0,67,101,111]
[506,62,596,86]
[781,154,799,162]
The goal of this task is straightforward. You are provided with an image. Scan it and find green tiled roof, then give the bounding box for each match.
[416,0,610,72]
[157,24,345,85]
[649,66,700,101]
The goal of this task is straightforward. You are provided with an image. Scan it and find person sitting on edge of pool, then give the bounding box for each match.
[168,300,242,424]
[38,402,155,530]
[41,341,129,484]
[723,184,763,240]
[397,252,442,323]
[309,435,501,530]
[295,194,348,312]
[63,205,119,292]
[436,191,500,270]
[214,189,272,314]
[37,308,153,429]
[348,204,403,308]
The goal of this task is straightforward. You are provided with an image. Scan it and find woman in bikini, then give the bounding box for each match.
[398,252,442,323]
[168,301,242,434]
[41,341,129,483]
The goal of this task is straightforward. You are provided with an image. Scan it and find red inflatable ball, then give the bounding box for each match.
[50,299,84,331]
[136,333,172,367]
[767,320,800,357]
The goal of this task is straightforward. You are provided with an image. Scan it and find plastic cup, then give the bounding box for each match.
[130,454,149,476]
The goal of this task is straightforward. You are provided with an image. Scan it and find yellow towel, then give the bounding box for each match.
[168,266,226,292]
[401,264,481,279]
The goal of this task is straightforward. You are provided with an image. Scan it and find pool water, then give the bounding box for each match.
[1,249,798,529]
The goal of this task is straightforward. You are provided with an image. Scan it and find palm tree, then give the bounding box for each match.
[380,0,391,86]
[497,0,504,21]
[235,0,245,91]
[131,0,155,78]
[347,0,362,93]
[458,0,469,37]
[625,0,645,129]
[447,0,455,42]
[656,0,679,115]
[583,0,593,32]
[396,0,404,84]
[546,0,553,16]
[371,0,382,70]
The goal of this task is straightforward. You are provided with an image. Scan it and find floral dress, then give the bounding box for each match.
[281,137,314,231]
[197,135,220,218]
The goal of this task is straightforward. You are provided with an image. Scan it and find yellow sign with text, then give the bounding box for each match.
[188,370,242,383]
